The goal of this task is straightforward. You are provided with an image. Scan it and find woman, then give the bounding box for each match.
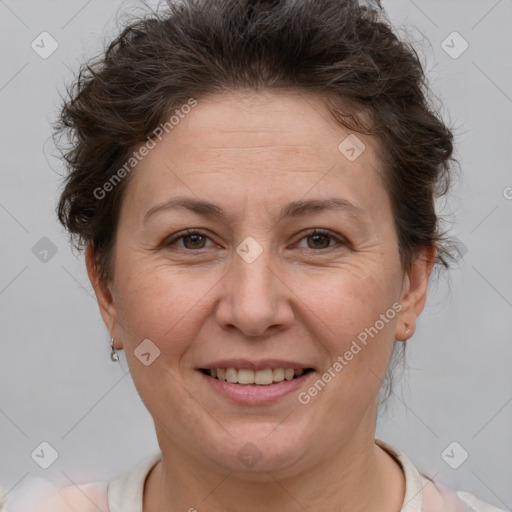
[1,0,505,510]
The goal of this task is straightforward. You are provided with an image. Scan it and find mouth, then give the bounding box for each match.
[198,367,315,385]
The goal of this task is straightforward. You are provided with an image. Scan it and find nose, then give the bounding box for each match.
[214,245,295,338]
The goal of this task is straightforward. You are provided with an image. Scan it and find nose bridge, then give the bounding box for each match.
[233,237,277,311]
[216,235,294,337]
[235,239,274,296]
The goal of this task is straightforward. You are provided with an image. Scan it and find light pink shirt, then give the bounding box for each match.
[1,440,506,512]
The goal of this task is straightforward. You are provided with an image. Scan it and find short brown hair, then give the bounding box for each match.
[55,0,455,288]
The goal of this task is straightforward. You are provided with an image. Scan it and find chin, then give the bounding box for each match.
[197,423,314,475]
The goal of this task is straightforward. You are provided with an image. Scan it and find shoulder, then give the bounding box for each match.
[0,477,109,512]
[421,477,507,512]
[375,439,506,512]
[0,454,161,512]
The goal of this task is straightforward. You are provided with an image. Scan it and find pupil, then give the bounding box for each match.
[186,234,204,248]
[185,234,329,250]
[309,234,329,249]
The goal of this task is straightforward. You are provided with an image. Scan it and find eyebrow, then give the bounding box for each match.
[143,196,367,223]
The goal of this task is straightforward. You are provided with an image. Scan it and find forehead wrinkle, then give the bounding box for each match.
[200,145,308,151]
[143,196,369,227]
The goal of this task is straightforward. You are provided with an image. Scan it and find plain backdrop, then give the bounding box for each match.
[1,0,511,509]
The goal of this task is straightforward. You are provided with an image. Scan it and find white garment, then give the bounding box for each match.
[1,440,506,512]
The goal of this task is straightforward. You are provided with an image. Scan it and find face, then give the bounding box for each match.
[88,90,432,476]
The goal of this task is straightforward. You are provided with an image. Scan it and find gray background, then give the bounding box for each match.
[0,0,511,509]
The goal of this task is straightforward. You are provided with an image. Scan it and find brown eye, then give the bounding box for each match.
[183,233,206,249]
[307,233,332,249]
[296,229,345,251]
[164,230,212,250]
[163,228,346,252]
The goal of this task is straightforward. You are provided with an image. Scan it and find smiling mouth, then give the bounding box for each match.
[199,368,314,385]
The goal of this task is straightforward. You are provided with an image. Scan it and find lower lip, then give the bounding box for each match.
[198,371,314,404]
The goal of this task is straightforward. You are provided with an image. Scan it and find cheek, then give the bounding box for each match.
[308,281,399,407]
[301,266,401,396]
[113,259,227,364]
[300,265,400,335]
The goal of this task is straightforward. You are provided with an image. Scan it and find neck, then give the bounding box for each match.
[143,427,405,512]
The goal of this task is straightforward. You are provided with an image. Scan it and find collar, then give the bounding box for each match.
[107,440,424,512]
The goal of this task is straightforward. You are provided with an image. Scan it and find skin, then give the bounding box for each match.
[86,90,435,512]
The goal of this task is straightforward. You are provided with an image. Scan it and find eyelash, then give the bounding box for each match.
[163,228,347,252]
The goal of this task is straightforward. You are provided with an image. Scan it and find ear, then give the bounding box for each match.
[85,245,122,349]
[395,245,436,341]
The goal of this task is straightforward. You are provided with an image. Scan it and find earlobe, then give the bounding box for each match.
[85,245,119,339]
[395,246,436,341]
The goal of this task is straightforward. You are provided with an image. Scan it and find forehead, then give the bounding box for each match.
[121,90,388,221]
[160,90,372,162]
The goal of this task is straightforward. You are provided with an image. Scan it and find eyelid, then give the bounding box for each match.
[163,229,217,249]
[163,228,349,251]
[293,228,348,249]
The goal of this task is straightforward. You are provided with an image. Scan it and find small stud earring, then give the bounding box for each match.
[110,337,119,362]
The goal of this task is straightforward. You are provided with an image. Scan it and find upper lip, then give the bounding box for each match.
[198,359,314,371]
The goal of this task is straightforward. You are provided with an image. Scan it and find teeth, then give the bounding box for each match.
[225,368,238,383]
[273,368,285,382]
[207,367,308,385]
[254,369,273,385]
[284,368,294,381]
[238,369,255,384]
